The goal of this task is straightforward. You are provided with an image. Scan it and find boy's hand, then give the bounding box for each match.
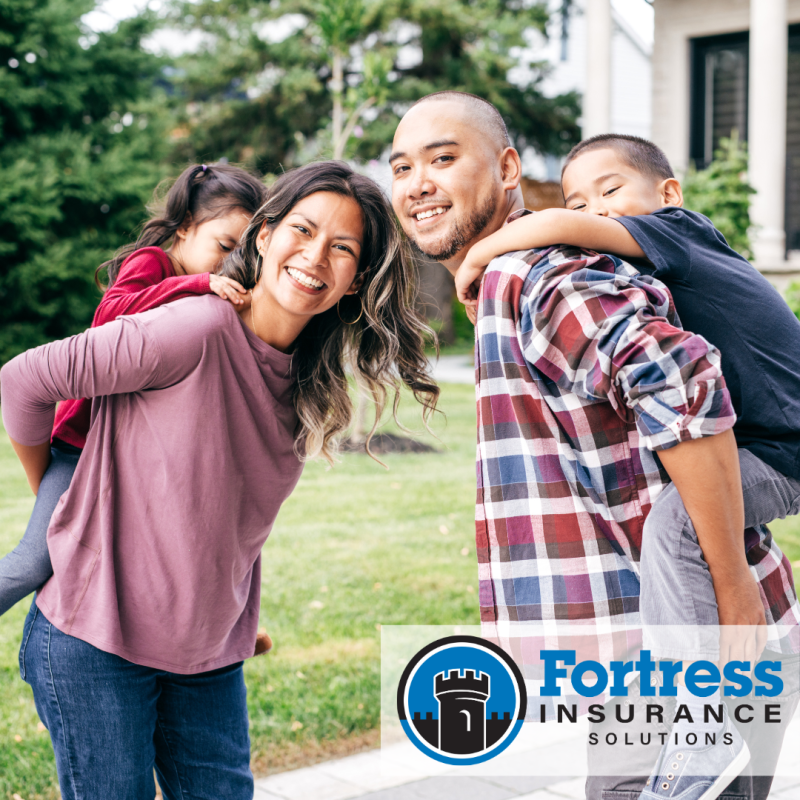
[455,253,490,307]
[209,274,249,306]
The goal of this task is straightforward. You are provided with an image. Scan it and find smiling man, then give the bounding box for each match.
[390,93,800,800]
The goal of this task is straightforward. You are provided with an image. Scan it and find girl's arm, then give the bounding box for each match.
[96,251,247,326]
[8,440,51,495]
[455,209,646,304]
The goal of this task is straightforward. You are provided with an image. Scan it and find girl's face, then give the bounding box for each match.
[255,192,364,322]
[171,208,251,276]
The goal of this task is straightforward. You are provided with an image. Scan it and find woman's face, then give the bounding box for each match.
[255,192,364,322]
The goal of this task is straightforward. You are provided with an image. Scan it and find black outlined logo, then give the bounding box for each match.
[397,635,527,765]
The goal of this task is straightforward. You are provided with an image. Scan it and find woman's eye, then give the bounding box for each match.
[294,225,310,235]
[334,244,355,256]
[219,243,232,252]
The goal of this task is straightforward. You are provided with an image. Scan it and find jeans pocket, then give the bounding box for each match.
[19,599,39,682]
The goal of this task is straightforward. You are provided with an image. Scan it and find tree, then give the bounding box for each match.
[166,0,580,172]
[0,0,171,363]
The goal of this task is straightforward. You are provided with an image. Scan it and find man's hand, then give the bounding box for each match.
[716,575,768,666]
[209,274,249,306]
[657,429,767,664]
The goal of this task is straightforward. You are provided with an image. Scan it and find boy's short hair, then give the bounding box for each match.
[562,134,675,183]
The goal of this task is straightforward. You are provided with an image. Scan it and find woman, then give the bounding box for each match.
[0,161,438,799]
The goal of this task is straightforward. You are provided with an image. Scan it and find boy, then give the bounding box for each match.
[455,133,800,798]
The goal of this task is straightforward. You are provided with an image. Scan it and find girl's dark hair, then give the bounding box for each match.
[220,160,440,464]
[97,163,267,287]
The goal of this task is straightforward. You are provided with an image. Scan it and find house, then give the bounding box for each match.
[633,0,800,285]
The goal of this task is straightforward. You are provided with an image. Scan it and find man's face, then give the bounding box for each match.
[390,101,503,263]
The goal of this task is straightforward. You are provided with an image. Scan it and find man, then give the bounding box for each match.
[389,92,800,800]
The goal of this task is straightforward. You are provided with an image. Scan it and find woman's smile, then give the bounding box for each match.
[284,265,327,293]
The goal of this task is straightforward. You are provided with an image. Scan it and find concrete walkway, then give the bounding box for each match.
[429,353,475,385]
[255,716,800,800]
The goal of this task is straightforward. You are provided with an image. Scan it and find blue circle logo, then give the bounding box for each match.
[396,635,527,765]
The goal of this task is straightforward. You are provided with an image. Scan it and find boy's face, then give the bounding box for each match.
[561,148,670,218]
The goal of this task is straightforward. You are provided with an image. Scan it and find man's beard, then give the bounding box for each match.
[410,192,498,262]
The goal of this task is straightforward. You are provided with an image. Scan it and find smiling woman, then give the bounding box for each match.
[222,160,438,463]
[0,160,439,798]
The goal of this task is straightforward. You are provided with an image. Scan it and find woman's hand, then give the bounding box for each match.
[209,275,249,306]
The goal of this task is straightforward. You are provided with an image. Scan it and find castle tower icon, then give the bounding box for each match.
[434,669,490,754]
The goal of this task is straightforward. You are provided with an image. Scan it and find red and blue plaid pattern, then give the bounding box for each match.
[475,239,800,643]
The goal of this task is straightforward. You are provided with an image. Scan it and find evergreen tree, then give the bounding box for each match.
[0,0,171,363]
[166,0,580,173]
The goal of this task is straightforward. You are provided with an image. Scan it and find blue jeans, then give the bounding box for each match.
[20,602,254,800]
[0,441,80,616]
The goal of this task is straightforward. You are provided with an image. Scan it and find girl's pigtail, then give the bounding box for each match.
[96,163,265,290]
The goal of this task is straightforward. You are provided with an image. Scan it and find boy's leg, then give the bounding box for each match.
[640,447,800,655]
[20,602,159,800]
[738,448,800,527]
[0,444,80,615]
[153,661,253,800]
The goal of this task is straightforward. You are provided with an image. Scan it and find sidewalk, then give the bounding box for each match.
[255,715,800,800]
[428,353,475,385]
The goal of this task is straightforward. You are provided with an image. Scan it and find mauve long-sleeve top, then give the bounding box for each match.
[1,295,303,674]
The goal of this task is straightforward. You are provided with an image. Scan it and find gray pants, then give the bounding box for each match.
[587,448,800,799]
[640,448,800,654]
[0,443,80,616]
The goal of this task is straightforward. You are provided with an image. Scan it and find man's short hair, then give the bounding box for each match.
[411,91,512,150]
[562,134,675,182]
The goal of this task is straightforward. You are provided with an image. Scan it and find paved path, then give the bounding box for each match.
[428,353,475,385]
[255,717,800,800]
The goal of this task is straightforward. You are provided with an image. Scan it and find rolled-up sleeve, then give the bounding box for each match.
[517,250,736,451]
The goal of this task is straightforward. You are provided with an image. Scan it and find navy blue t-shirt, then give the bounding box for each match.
[618,207,800,479]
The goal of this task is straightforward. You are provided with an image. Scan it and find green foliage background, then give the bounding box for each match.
[0,0,581,365]
[682,133,756,259]
[0,0,175,363]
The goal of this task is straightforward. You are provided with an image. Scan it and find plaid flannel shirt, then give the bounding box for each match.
[475,230,800,642]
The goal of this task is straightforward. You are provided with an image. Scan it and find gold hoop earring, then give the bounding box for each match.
[337,295,363,325]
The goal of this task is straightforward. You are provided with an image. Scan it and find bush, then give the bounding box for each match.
[682,131,756,260]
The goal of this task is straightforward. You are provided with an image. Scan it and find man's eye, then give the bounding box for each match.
[434,155,454,164]
[393,165,409,176]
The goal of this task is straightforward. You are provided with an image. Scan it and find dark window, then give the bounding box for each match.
[690,32,749,169]
[786,25,800,250]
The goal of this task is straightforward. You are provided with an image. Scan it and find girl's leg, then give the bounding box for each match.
[154,662,253,800]
[20,602,160,800]
[0,444,80,615]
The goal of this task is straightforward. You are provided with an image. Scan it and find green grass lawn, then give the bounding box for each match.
[1,382,799,799]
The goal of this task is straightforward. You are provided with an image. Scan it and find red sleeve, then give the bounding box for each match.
[94,247,212,326]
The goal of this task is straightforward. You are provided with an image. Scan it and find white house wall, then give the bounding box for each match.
[652,0,800,175]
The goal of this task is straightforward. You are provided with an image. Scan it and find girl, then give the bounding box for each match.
[2,160,438,799]
[0,163,265,632]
